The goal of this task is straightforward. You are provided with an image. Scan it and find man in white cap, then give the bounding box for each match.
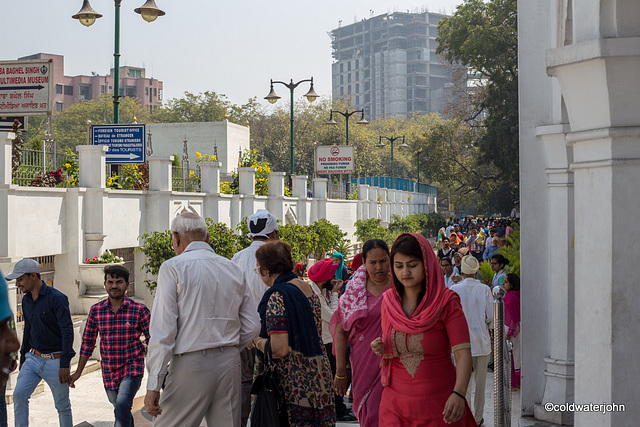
[144,212,259,427]
[231,209,279,427]
[449,255,493,426]
[5,258,75,427]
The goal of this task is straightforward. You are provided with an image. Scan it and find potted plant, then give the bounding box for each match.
[78,250,124,296]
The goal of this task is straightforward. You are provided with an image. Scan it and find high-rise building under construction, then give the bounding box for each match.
[330,11,451,119]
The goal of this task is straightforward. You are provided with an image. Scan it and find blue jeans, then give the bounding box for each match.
[105,375,142,427]
[13,352,72,427]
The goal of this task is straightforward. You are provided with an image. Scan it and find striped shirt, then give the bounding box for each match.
[80,296,150,390]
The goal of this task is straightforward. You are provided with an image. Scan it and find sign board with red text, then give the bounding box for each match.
[315,145,354,174]
[0,59,53,116]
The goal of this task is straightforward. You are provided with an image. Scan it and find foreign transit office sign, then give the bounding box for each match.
[315,145,354,174]
[0,59,53,116]
[92,124,146,164]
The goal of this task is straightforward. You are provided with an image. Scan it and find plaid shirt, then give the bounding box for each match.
[80,296,150,390]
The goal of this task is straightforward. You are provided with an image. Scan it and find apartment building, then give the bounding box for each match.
[18,53,163,112]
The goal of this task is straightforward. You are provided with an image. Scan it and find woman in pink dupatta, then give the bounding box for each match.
[503,273,521,389]
[329,239,391,427]
[371,233,476,426]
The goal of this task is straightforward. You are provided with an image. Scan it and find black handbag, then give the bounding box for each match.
[250,340,288,427]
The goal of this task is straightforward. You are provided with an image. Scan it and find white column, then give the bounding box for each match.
[535,125,575,425]
[199,161,221,194]
[268,172,286,224]
[238,167,256,195]
[268,172,285,197]
[311,178,328,222]
[368,186,378,220]
[148,156,174,191]
[77,145,108,188]
[378,188,389,224]
[238,167,256,221]
[547,6,640,423]
[0,133,14,185]
[292,175,308,198]
[312,178,328,199]
[358,184,369,220]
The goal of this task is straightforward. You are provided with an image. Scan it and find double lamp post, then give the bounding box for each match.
[72,0,166,124]
[264,78,319,178]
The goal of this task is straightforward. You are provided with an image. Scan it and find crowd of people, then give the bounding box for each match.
[0,211,521,427]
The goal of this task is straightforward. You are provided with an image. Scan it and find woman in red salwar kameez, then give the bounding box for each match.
[372,233,477,426]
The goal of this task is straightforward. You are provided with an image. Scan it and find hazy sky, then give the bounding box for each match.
[6,0,464,108]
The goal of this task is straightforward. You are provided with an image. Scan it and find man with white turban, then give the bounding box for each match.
[231,209,279,427]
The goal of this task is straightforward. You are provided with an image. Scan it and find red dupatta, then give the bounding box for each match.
[380,233,460,385]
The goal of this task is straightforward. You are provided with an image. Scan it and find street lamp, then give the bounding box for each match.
[72,0,165,124]
[377,136,408,189]
[325,109,369,144]
[264,78,318,176]
[326,109,368,194]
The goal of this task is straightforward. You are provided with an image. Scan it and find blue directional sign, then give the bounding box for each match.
[92,124,146,164]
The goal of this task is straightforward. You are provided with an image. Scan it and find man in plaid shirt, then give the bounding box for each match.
[70,265,150,427]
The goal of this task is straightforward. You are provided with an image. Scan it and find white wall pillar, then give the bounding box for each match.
[77,145,108,189]
[0,133,14,185]
[199,161,221,194]
[368,186,378,220]
[148,155,174,191]
[311,178,327,222]
[238,167,256,221]
[267,172,286,224]
[358,184,369,220]
[292,175,308,198]
[292,175,308,225]
[312,178,328,199]
[238,167,256,196]
[378,188,389,223]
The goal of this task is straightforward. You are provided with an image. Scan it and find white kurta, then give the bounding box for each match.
[450,277,493,356]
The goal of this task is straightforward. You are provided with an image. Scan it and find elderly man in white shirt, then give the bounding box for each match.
[144,212,260,427]
[450,255,493,426]
[230,209,279,427]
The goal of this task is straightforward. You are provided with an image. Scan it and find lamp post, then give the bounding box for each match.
[325,109,369,145]
[377,136,408,190]
[326,109,368,194]
[72,0,165,124]
[264,78,319,176]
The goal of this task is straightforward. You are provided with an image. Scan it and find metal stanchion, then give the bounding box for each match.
[493,285,512,427]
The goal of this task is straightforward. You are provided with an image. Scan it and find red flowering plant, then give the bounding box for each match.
[84,250,124,264]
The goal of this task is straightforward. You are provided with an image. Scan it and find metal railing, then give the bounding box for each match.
[172,165,200,192]
[13,148,70,187]
[493,285,512,427]
[328,181,347,199]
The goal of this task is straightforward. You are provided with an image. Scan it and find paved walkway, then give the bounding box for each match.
[6,365,525,426]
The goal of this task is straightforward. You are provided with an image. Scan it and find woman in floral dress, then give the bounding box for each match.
[252,241,335,426]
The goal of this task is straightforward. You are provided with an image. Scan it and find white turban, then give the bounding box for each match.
[247,209,278,238]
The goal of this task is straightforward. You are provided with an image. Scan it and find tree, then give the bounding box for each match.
[436,0,519,213]
[279,224,319,264]
[354,218,392,245]
[151,91,232,123]
[309,219,348,261]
